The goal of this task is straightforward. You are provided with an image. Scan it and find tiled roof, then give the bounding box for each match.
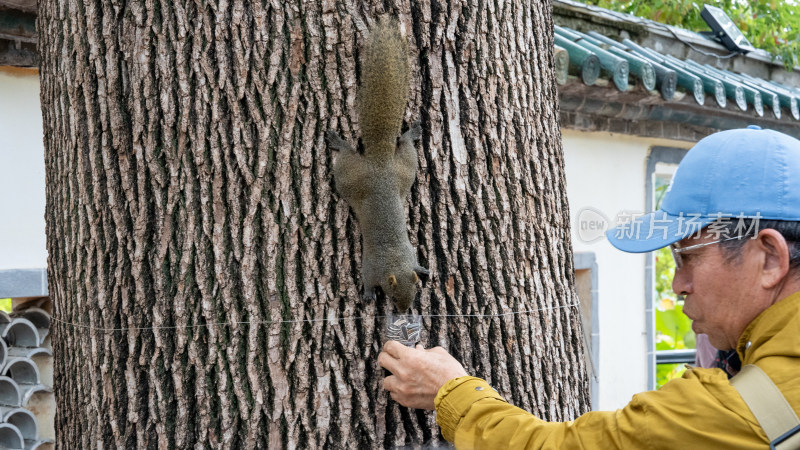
[553,0,800,138]
[0,2,37,67]
[555,25,800,119]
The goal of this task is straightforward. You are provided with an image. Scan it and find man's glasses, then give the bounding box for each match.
[670,236,743,269]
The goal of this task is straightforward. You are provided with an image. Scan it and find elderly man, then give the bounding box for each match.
[378,127,800,448]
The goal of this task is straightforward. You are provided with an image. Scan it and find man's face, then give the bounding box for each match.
[671,231,761,350]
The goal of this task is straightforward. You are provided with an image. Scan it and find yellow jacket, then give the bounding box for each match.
[434,291,800,449]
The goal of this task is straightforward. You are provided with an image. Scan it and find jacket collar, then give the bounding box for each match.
[737,290,800,364]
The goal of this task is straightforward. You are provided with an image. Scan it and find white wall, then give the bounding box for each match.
[562,129,691,411]
[0,68,46,270]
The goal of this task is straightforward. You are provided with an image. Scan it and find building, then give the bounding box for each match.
[2,0,799,419]
[554,0,799,410]
[0,0,45,296]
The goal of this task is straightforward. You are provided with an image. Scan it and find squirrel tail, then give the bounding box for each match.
[358,17,410,157]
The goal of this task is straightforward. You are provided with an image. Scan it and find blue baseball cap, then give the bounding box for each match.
[607,126,800,253]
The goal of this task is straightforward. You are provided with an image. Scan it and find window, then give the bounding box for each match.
[645,147,694,390]
[574,252,599,407]
[653,168,696,387]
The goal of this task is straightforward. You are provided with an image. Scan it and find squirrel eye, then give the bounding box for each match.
[411,272,419,283]
[388,275,397,287]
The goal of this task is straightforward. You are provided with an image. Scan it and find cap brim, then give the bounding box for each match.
[605,211,715,253]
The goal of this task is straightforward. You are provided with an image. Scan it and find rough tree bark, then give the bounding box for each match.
[39,0,588,448]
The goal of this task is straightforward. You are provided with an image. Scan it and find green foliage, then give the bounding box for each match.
[654,246,676,302]
[653,180,696,388]
[654,242,695,355]
[582,0,800,69]
[657,363,687,387]
[655,297,696,350]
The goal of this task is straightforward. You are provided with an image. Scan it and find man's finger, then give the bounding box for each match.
[383,374,396,392]
[378,351,400,374]
[388,390,403,405]
[383,340,409,358]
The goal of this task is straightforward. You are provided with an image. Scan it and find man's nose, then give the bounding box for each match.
[672,265,692,296]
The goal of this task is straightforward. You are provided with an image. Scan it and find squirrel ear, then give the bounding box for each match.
[388,274,397,287]
[411,272,419,283]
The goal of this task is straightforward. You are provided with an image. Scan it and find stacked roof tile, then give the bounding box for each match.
[554,24,800,122]
[552,0,800,139]
[0,300,53,449]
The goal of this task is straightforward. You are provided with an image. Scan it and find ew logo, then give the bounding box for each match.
[576,207,609,243]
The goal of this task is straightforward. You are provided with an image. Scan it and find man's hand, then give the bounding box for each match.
[378,341,469,410]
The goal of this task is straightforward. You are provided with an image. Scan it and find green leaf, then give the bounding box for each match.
[656,303,695,349]
[657,363,688,388]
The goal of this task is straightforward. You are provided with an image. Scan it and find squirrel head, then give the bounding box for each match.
[385,270,420,312]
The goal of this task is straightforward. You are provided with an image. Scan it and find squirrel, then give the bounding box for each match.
[326,18,429,312]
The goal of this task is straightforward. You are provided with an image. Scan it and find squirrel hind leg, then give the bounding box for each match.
[326,131,356,153]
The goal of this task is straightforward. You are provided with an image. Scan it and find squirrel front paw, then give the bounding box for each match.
[400,121,422,143]
[414,265,431,282]
[326,131,355,152]
[362,286,377,302]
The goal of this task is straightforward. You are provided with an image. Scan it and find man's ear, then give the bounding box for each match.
[756,229,791,289]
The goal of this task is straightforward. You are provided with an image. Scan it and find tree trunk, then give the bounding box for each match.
[39,0,588,448]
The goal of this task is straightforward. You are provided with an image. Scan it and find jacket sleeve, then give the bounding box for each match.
[435,376,651,449]
[434,371,766,449]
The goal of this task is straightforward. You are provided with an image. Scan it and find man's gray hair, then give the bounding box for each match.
[718,219,800,273]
